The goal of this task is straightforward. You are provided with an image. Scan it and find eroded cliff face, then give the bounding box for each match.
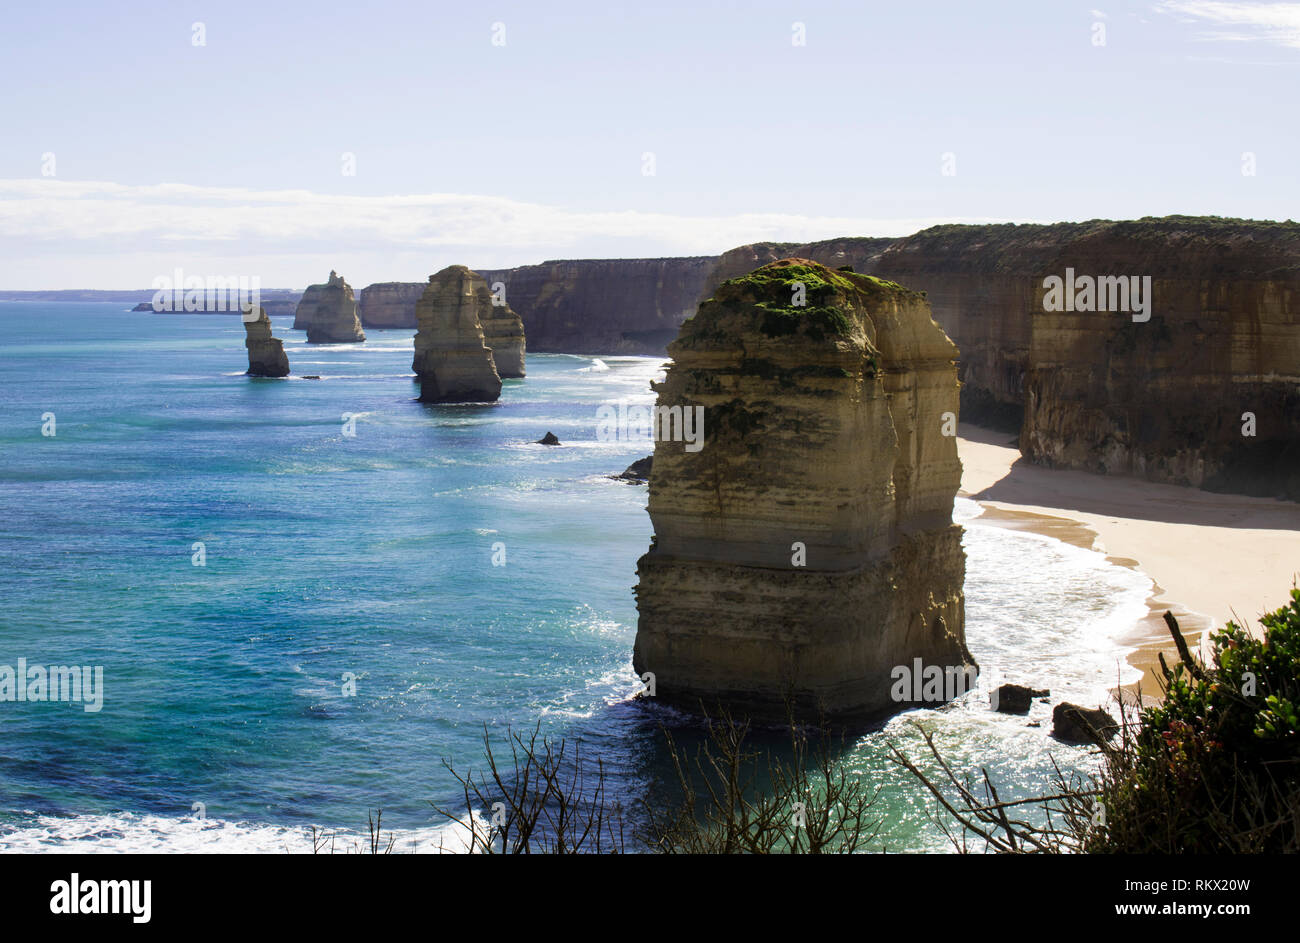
[303,271,365,344]
[243,306,290,377]
[1012,219,1300,499]
[633,259,971,722]
[412,266,503,403]
[357,282,425,329]
[480,257,716,354]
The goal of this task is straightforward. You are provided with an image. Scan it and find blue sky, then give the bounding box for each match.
[1,0,1296,288]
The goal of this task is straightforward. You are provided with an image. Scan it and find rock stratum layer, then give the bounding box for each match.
[633,260,972,722]
[412,266,503,403]
[243,306,290,377]
[297,271,365,344]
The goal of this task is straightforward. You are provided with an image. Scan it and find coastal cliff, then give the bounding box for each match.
[698,237,898,301]
[1014,219,1300,499]
[299,271,366,343]
[865,218,1300,499]
[243,306,290,377]
[633,260,971,722]
[349,258,712,353]
[412,266,503,403]
[479,257,716,353]
[357,282,426,329]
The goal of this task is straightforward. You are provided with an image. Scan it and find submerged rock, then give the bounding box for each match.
[412,266,503,403]
[633,259,972,723]
[242,306,290,377]
[537,431,561,445]
[992,683,1050,715]
[299,271,365,344]
[1052,702,1119,743]
[612,455,652,483]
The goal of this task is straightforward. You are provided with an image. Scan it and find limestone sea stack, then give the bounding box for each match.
[633,260,972,723]
[477,285,527,378]
[412,266,503,403]
[243,306,290,377]
[301,271,365,344]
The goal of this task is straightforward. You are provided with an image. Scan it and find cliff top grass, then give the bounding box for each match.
[886,215,1300,276]
[686,258,922,344]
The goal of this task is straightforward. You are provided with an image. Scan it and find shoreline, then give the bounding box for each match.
[957,423,1300,699]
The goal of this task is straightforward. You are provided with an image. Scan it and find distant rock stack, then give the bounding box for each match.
[243,306,290,377]
[300,271,365,344]
[412,265,503,403]
[633,259,972,723]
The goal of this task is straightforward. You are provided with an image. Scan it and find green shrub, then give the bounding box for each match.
[1091,591,1300,852]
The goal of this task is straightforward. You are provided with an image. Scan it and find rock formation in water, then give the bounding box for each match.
[291,283,323,330]
[243,306,290,377]
[633,259,972,722]
[298,271,365,344]
[707,219,1300,501]
[475,282,526,378]
[612,455,652,483]
[412,266,503,403]
[348,258,714,353]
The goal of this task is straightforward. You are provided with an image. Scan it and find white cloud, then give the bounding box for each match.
[0,178,1020,289]
[1156,1,1300,48]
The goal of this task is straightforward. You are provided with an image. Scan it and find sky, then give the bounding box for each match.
[0,0,1296,288]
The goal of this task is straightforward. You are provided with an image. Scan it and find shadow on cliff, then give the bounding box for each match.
[963,422,1300,531]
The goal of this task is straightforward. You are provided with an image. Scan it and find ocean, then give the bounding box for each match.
[0,303,1149,852]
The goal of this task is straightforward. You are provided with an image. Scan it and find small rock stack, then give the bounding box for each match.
[243,306,290,377]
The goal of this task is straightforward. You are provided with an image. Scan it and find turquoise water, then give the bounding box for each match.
[0,303,1149,852]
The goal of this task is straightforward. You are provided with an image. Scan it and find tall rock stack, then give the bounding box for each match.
[412,265,503,403]
[633,259,971,723]
[291,283,324,330]
[242,306,290,377]
[476,280,526,378]
[301,271,365,344]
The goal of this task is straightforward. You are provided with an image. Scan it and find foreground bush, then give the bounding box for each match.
[1090,591,1300,852]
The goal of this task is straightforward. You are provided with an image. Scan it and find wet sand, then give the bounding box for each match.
[957,424,1300,697]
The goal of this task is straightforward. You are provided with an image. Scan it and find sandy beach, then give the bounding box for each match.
[958,423,1300,693]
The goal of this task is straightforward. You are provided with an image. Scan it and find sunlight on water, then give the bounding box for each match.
[0,304,1150,852]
